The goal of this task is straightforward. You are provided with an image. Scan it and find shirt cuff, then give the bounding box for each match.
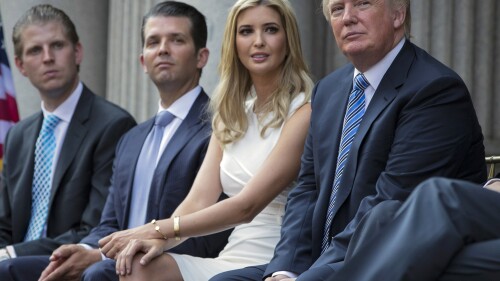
[273,271,298,278]
[6,245,16,258]
[484,178,500,187]
[0,248,10,261]
[78,243,110,261]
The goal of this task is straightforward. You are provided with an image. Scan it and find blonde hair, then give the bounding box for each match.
[211,0,313,145]
[321,0,411,38]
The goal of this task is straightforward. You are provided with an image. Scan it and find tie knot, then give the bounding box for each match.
[42,114,61,131]
[155,111,175,127]
[354,73,370,91]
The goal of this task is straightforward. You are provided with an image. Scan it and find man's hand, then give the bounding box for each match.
[38,244,101,281]
[98,225,151,259]
[265,275,296,281]
[485,181,500,193]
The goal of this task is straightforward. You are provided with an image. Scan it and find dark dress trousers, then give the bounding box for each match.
[331,177,500,281]
[211,40,486,281]
[0,91,231,281]
[0,85,136,256]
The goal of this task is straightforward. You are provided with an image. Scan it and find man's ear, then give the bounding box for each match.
[196,47,209,69]
[74,42,83,66]
[140,53,148,73]
[393,6,406,30]
[14,56,27,77]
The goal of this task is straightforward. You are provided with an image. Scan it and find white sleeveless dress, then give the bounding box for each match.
[170,93,306,280]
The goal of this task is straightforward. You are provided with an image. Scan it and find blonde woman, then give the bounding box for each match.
[99,0,313,280]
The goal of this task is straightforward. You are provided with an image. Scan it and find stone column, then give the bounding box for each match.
[410,0,500,154]
[0,0,109,118]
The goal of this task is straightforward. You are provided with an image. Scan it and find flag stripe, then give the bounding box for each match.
[0,63,17,99]
[0,96,20,121]
[0,19,19,169]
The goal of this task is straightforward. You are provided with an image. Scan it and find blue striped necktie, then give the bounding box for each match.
[25,114,61,241]
[322,73,369,252]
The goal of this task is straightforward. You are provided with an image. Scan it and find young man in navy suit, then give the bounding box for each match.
[0,2,230,281]
[0,4,136,260]
[212,0,486,280]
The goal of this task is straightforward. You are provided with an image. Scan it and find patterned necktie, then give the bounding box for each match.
[25,114,61,241]
[128,110,175,228]
[322,73,370,252]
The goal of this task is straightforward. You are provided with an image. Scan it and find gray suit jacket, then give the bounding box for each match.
[0,85,136,256]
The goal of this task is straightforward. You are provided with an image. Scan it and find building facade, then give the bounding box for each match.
[1,0,499,154]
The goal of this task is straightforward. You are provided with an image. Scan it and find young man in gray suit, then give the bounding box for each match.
[0,4,136,259]
[0,2,230,281]
[212,0,486,280]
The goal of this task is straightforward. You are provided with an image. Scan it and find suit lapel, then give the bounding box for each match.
[17,114,43,230]
[50,87,93,201]
[146,92,209,219]
[120,119,154,226]
[317,70,353,215]
[334,41,415,215]
[311,70,354,234]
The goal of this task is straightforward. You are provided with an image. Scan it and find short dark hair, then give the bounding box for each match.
[141,1,207,52]
[12,4,79,58]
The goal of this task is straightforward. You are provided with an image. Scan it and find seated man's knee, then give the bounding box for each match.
[0,256,49,281]
[82,259,117,281]
[210,264,267,281]
[0,259,15,281]
[413,177,482,204]
[439,239,500,281]
[412,177,463,199]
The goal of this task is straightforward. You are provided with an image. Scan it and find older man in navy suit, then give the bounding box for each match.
[0,2,230,281]
[211,0,485,280]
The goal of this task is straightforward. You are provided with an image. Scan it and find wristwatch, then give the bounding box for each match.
[0,248,10,261]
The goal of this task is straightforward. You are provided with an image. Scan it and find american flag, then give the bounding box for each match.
[0,19,19,171]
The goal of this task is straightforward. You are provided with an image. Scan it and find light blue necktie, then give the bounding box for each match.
[25,114,61,241]
[322,73,369,252]
[128,110,175,228]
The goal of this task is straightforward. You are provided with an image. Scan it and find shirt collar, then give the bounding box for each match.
[354,38,406,91]
[41,82,83,123]
[157,85,202,120]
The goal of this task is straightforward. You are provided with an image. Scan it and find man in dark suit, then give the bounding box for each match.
[0,4,136,259]
[0,2,230,281]
[211,0,485,280]
[331,177,500,281]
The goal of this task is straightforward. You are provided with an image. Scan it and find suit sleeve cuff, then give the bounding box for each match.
[78,243,110,261]
[273,271,298,278]
[484,178,500,187]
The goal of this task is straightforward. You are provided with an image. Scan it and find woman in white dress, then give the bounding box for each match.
[100,0,313,280]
